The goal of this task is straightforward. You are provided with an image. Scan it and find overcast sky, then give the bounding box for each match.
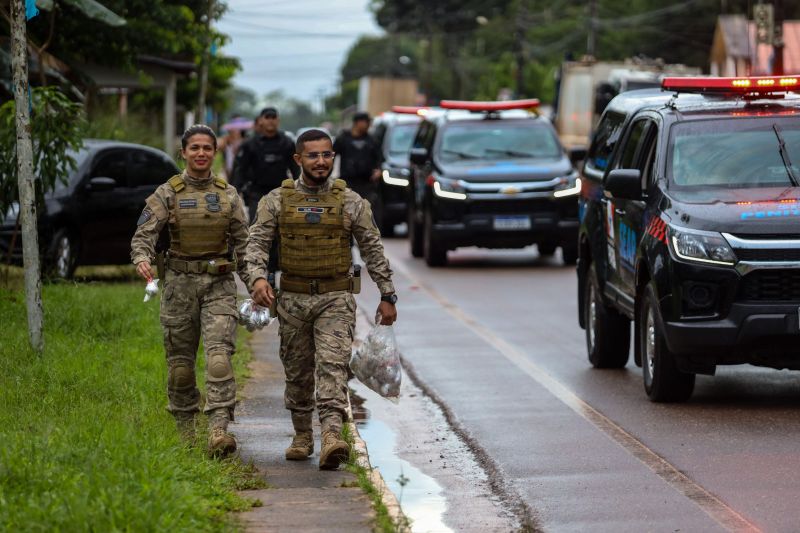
[217,0,383,104]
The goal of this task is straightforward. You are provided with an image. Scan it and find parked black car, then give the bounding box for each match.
[369,107,422,236]
[407,99,581,266]
[0,140,180,278]
[577,76,800,402]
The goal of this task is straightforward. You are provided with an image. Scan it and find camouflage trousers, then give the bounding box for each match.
[277,290,356,434]
[160,269,238,429]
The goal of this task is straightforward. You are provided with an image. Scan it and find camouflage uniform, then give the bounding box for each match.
[245,176,394,435]
[131,171,249,432]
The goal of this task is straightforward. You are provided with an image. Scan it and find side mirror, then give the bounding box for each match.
[605,169,642,201]
[409,147,428,166]
[86,176,116,192]
[568,146,587,165]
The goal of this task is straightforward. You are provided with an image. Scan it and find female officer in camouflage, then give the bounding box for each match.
[245,128,397,470]
[131,125,250,457]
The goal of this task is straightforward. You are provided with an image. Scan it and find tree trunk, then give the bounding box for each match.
[11,0,44,353]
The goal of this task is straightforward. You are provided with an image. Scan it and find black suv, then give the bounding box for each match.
[0,140,179,278]
[577,76,800,402]
[407,99,581,266]
[369,107,422,236]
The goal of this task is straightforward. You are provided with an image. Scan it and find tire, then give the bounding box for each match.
[562,243,578,265]
[409,206,423,258]
[538,243,557,256]
[46,229,78,279]
[584,263,630,368]
[423,209,447,267]
[639,283,695,402]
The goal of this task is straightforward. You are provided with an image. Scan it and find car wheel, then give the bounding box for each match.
[423,209,447,267]
[562,243,578,265]
[584,263,630,368]
[538,243,557,256]
[409,205,423,258]
[639,283,695,402]
[46,229,78,279]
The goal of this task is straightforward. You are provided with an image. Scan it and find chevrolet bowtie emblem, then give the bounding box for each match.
[501,186,521,195]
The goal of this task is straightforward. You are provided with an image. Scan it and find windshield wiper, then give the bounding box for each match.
[772,124,800,187]
[484,148,538,158]
[441,149,480,160]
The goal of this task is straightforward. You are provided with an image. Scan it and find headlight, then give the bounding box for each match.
[669,226,736,266]
[432,176,467,200]
[553,171,581,198]
[382,169,410,187]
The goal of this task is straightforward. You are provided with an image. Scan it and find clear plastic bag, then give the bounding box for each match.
[143,278,159,302]
[350,324,401,401]
[238,299,274,331]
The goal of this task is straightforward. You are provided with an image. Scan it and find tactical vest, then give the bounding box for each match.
[278,178,352,279]
[167,174,232,258]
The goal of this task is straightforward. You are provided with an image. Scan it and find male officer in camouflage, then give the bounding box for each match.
[245,128,398,470]
[131,124,250,458]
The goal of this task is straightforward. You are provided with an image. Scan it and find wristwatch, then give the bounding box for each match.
[380,293,398,305]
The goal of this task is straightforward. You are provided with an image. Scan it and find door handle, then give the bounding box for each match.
[615,208,626,216]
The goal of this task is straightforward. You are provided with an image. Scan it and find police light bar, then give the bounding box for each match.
[439,98,540,111]
[662,76,800,94]
[391,105,428,114]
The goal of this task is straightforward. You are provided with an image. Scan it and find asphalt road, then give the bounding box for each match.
[358,238,800,533]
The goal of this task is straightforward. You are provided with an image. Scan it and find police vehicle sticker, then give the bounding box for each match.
[618,222,636,271]
[297,207,325,214]
[179,199,198,209]
[137,208,152,225]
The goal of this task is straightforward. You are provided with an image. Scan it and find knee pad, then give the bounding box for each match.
[169,360,196,391]
[207,351,233,382]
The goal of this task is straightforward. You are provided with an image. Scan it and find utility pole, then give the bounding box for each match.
[196,0,214,122]
[773,0,784,75]
[587,0,598,58]
[10,0,44,353]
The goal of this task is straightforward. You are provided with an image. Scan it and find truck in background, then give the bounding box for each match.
[553,57,701,150]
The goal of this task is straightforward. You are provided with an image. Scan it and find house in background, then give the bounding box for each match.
[710,14,800,76]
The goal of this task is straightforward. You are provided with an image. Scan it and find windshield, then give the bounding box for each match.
[668,116,800,190]
[387,124,417,155]
[437,121,562,163]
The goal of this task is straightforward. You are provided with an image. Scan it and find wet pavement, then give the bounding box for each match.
[351,239,800,532]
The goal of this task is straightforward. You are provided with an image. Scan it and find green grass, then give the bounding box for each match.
[343,425,410,533]
[0,281,261,532]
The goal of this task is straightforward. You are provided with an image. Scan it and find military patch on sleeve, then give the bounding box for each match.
[137,208,152,225]
[178,199,198,209]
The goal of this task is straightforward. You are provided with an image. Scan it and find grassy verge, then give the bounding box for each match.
[0,281,260,531]
[343,424,409,533]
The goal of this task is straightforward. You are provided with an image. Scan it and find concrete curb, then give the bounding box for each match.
[349,306,410,532]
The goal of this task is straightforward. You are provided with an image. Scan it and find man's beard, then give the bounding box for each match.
[304,165,332,185]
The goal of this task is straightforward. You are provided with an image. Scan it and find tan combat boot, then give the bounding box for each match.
[207,427,237,458]
[319,430,350,470]
[285,432,314,461]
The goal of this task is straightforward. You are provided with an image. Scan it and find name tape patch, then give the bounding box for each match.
[297,207,325,214]
[179,199,198,209]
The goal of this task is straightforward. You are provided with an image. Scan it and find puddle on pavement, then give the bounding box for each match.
[352,391,452,533]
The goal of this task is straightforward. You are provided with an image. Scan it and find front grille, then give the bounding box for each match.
[738,269,800,301]
[736,248,800,261]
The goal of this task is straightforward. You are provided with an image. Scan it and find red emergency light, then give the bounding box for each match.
[391,105,428,114]
[662,76,800,94]
[439,98,540,111]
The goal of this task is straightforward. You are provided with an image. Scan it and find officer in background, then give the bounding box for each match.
[245,129,398,471]
[232,106,300,222]
[131,124,250,458]
[333,112,382,222]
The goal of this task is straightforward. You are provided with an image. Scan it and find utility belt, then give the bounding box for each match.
[280,266,361,295]
[167,256,236,275]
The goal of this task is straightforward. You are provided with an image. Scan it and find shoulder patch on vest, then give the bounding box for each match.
[213,177,227,189]
[281,178,295,189]
[332,179,346,191]
[168,175,185,192]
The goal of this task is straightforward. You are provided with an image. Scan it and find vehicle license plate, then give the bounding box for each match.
[493,215,531,230]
